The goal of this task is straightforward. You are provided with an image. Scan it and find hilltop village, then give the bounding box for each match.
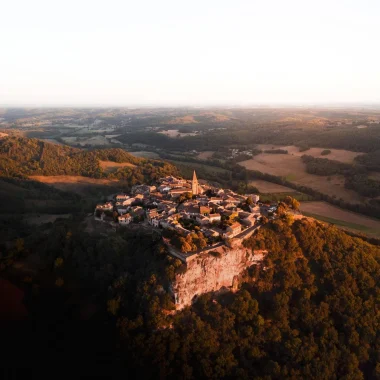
[94,170,276,258]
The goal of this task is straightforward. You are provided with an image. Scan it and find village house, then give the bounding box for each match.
[134,194,144,202]
[203,228,221,238]
[122,197,135,206]
[210,197,223,204]
[199,206,210,215]
[196,214,210,225]
[247,194,260,203]
[146,209,159,222]
[158,185,171,193]
[118,213,132,225]
[116,206,128,215]
[224,196,241,205]
[132,184,156,195]
[226,222,242,237]
[130,206,145,220]
[169,188,191,198]
[150,191,164,201]
[249,205,261,216]
[209,213,221,223]
[116,194,129,202]
[178,203,199,217]
[95,202,113,212]
[196,196,209,205]
[150,216,163,227]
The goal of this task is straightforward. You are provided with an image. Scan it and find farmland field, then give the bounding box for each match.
[239,153,364,204]
[300,201,380,237]
[129,151,160,159]
[168,160,229,174]
[255,144,363,163]
[249,179,295,193]
[197,151,214,160]
[158,129,198,138]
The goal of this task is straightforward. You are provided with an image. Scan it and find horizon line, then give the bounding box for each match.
[2,102,380,109]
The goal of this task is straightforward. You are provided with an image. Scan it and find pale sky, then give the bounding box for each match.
[1,0,379,106]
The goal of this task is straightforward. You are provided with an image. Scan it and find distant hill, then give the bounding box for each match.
[0,136,179,183]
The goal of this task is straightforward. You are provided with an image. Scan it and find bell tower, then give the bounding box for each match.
[192,170,199,195]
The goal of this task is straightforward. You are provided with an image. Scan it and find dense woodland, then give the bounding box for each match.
[301,155,380,198]
[116,217,380,379]
[0,136,179,186]
[117,122,380,153]
[2,216,380,379]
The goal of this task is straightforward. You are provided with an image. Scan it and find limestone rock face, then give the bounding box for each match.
[171,247,265,309]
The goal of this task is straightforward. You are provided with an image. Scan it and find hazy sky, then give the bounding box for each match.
[1,0,379,106]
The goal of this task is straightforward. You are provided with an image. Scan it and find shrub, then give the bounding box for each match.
[209,250,222,258]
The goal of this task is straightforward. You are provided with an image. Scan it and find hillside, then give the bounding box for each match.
[0,136,179,187]
[0,136,140,177]
[109,218,380,379]
[2,217,379,378]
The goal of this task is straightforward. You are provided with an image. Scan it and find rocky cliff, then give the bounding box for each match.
[171,244,266,309]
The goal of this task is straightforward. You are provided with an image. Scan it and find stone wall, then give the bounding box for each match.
[171,245,266,310]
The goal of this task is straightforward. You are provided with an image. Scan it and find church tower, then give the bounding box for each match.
[192,170,199,195]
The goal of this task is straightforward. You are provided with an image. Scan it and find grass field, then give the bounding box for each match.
[300,201,380,237]
[30,175,122,196]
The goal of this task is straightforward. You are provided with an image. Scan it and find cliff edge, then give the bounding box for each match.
[171,243,266,309]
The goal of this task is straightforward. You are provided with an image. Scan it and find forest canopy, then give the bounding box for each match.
[0,136,179,183]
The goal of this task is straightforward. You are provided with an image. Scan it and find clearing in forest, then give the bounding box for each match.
[197,151,215,160]
[30,175,122,196]
[99,160,136,173]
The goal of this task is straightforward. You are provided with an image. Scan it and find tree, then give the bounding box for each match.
[54,257,64,268]
[198,238,207,249]
[179,237,192,253]
[291,198,300,211]
[107,297,121,315]
[276,202,287,216]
